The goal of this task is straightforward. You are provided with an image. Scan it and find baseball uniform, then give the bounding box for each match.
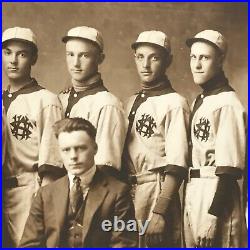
[3,78,64,246]
[184,76,247,247]
[58,73,127,170]
[124,77,189,247]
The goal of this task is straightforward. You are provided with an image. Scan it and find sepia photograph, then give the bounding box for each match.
[2,2,248,248]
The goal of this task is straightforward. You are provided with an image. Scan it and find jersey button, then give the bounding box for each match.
[201,94,204,98]
[141,93,145,98]
[132,111,135,115]
[73,93,78,98]
[8,93,12,98]
[66,113,70,117]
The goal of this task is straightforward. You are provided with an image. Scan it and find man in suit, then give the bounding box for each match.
[20,117,138,248]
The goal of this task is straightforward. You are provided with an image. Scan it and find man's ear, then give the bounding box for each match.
[98,53,105,65]
[31,53,38,66]
[217,53,225,68]
[94,142,98,154]
[165,54,173,69]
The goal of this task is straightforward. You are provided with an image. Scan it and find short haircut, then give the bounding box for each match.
[53,118,96,140]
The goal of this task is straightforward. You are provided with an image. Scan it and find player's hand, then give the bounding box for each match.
[196,214,218,248]
[145,213,166,247]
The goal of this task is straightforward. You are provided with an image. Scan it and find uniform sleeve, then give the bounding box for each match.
[152,106,189,216]
[208,105,247,216]
[19,190,46,247]
[164,106,190,178]
[215,105,247,177]
[92,105,127,170]
[37,98,64,177]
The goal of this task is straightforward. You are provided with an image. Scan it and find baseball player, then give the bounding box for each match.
[2,27,65,247]
[2,102,7,164]
[123,30,189,247]
[184,30,247,247]
[59,26,126,172]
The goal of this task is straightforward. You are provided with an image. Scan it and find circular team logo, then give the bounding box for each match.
[136,113,156,138]
[193,117,211,142]
[10,115,34,140]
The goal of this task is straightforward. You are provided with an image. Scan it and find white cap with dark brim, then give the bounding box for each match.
[131,30,171,53]
[2,27,38,51]
[62,26,104,52]
[186,29,227,55]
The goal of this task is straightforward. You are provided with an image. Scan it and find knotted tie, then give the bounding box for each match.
[70,176,83,214]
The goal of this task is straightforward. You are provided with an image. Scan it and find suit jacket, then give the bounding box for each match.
[19,168,138,248]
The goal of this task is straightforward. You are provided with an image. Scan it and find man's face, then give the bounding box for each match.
[190,42,223,85]
[134,44,167,85]
[2,40,35,82]
[66,38,101,84]
[58,130,97,176]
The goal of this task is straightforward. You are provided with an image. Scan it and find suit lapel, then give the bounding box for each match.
[52,176,69,244]
[82,170,108,244]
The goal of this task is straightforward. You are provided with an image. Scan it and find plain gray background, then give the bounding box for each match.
[2,2,248,109]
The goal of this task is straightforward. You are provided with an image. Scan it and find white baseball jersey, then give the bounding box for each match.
[124,81,189,247]
[3,79,64,177]
[2,79,64,246]
[184,84,247,247]
[58,80,127,170]
[125,89,189,175]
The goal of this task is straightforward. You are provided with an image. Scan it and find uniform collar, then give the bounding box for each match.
[6,78,39,94]
[137,75,175,97]
[3,78,44,113]
[72,73,101,92]
[200,71,234,97]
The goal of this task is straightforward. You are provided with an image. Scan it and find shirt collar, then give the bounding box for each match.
[72,73,101,92]
[137,75,175,97]
[7,78,38,93]
[200,71,234,97]
[68,165,96,190]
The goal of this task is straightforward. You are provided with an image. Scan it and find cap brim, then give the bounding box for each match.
[62,36,102,51]
[186,37,222,53]
[131,42,170,53]
[2,38,38,51]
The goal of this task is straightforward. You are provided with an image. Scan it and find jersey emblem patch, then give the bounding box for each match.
[10,115,34,140]
[193,117,210,142]
[136,114,156,138]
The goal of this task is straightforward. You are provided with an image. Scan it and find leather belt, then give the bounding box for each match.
[3,177,18,189]
[129,172,164,185]
[3,172,39,189]
[189,169,201,178]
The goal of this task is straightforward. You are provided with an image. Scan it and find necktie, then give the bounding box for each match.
[70,176,83,214]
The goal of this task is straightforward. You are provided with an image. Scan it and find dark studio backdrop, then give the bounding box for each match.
[2,2,248,109]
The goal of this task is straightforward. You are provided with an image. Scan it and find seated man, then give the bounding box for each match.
[19,118,138,248]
